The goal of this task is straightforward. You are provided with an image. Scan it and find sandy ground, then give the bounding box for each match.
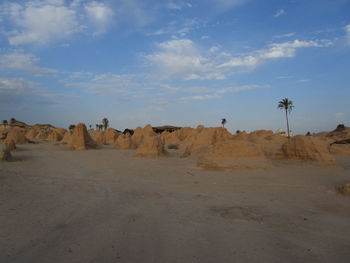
[1,141,350,263]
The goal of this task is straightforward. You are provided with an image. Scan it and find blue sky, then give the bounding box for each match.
[0,0,349,133]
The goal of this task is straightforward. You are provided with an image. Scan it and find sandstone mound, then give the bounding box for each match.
[36,129,49,140]
[48,130,63,142]
[114,134,132,149]
[134,135,166,157]
[4,127,27,144]
[61,132,72,144]
[197,139,269,170]
[249,134,288,159]
[330,144,350,156]
[105,128,120,144]
[88,130,99,140]
[95,131,106,145]
[280,135,337,166]
[322,126,350,142]
[177,127,196,141]
[4,139,16,151]
[249,130,274,139]
[54,128,67,137]
[25,129,38,140]
[131,125,157,148]
[180,127,233,154]
[233,131,249,140]
[0,146,12,161]
[160,130,180,145]
[68,123,96,150]
[0,130,8,140]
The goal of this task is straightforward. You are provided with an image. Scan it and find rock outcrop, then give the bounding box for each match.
[197,139,269,170]
[48,130,63,142]
[4,139,16,151]
[4,127,27,144]
[279,135,337,166]
[131,125,156,148]
[134,135,166,157]
[95,131,106,145]
[61,132,72,144]
[36,129,49,140]
[25,129,38,140]
[0,146,12,161]
[68,123,96,150]
[105,128,120,144]
[180,127,233,154]
[114,134,132,149]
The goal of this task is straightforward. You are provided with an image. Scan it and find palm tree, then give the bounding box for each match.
[278,98,294,138]
[2,120,8,126]
[10,118,16,124]
[102,118,109,131]
[69,124,76,132]
[89,125,92,130]
[221,118,227,128]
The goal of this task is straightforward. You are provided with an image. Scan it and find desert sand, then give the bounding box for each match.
[1,122,350,262]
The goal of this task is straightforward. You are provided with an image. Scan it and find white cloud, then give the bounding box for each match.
[274,9,285,18]
[149,18,198,37]
[216,84,271,94]
[273,32,295,39]
[0,53,56,75]
[146,38,332,80]
[260,40,326,59]
[84,1,114,35]
[0,77,36,93]
[0,77,75,106]
[220,40,332,68]
[209,45,220,53]
[297,79,310,83]
[212,0,249,10]
[2,1,80,46]
[167,2,193,10]
[65,73,138,96]
[167,2,182,10]
[0,1,117,45]
[146,39,225,80]
[178,84,270,103]
[345,24,350,44]
[219,55,259,68]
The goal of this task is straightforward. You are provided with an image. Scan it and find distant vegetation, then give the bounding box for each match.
[221,118,227,128]
[102,118,109,131]
[335,124,346,132]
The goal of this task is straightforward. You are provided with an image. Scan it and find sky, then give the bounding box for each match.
[0,0,349,134]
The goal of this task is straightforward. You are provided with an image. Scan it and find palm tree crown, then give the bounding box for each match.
[221,118,227,128]
[278,98,294,113]
[102,118,109,131]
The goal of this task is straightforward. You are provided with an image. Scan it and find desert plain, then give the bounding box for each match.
[1,121,350,263]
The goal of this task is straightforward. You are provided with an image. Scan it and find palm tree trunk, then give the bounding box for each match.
[285,109,290,138]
